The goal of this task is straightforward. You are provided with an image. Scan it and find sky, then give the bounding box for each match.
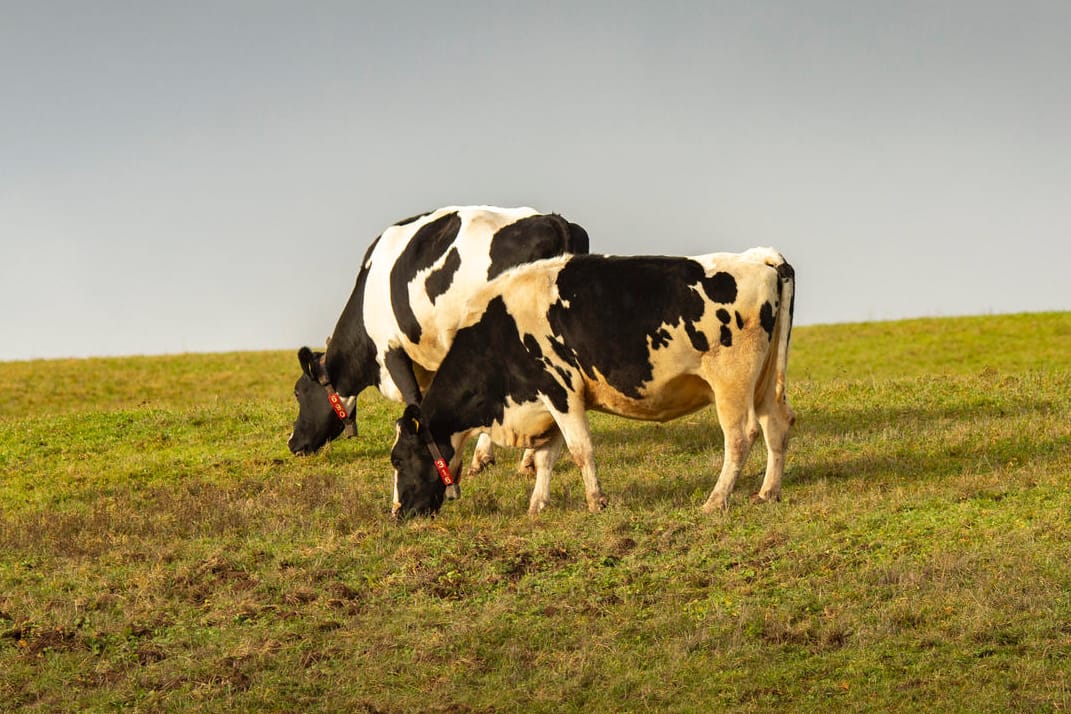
[3,1,1069,361]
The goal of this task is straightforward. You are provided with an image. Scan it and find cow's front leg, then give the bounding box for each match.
[551,406,606,512]
[528,432,564,515]
[517,448,536,476]
[469,439,537,477]
[579,456,608,512]
[444,432,471,500]
[383,348,423,405]
[468,433,496,475]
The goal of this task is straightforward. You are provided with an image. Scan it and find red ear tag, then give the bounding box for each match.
[433,458,454,486]
[328,392,348,420]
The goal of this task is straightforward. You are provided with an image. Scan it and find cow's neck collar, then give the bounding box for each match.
[314,363,357,438]
[320,379,349,421]
[411,407,457,491]
[422,431,455,488]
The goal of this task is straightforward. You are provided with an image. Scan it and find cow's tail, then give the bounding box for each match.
[756,252,795,408]
[773,259,795,404]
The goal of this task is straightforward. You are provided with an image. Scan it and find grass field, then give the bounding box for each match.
[2,312,1070,712]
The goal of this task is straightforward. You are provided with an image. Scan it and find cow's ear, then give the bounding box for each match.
[297,347,320,380]
[399,404,423,436]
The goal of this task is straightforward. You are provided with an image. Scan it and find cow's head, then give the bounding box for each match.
[390,405,456,519]
[288,346,357,456]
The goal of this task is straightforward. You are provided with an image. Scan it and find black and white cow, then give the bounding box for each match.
[389,248,795,518]
[288,206,590,478]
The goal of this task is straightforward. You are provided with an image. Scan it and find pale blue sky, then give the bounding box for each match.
[3,1,1069,361]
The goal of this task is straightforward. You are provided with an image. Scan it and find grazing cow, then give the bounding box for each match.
[288,206,590,479]
[389,248,795,518]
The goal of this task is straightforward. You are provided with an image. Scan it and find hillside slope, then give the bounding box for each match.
[1,312,1069,711]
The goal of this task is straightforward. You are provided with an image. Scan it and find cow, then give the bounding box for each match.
[288,206,590,483]
[389,247,795,519]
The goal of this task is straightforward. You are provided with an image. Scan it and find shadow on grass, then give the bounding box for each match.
[574,390,1067,506]
[293,378,1067,512]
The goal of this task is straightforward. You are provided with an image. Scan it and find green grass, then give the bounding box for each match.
[2,312,1070,711]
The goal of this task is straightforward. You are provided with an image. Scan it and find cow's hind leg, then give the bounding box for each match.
[702,376,760,513]
[753,396,795,504]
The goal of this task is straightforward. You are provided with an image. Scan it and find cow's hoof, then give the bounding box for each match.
[701,494,730,514]
[587,493,608,513]
[528,500,549,516]
[750,490,780,505]
[467,455,495,476]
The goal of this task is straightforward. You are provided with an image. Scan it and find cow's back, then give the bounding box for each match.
[483,250,788,420]
[361,206,585,391]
